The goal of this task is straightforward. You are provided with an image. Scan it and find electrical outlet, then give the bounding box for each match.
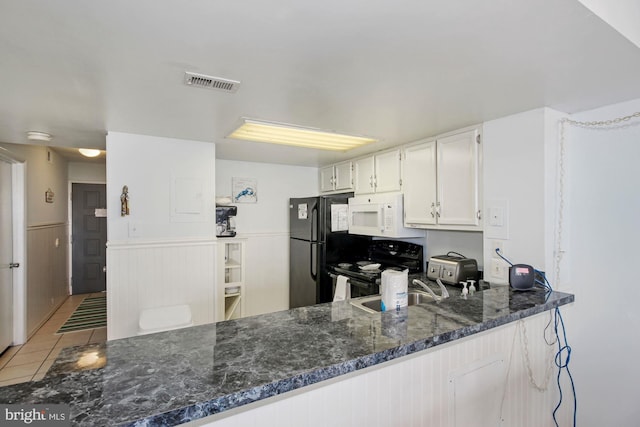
[490,258,510,283]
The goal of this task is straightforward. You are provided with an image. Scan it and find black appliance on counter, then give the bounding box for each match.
[289,194,371,308]
[216,205,237,237]
[326,240,424,298]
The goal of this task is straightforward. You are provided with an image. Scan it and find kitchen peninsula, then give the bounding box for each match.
[0,282,574,426]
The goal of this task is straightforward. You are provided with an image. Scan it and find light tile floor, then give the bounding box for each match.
[0,293,107,386]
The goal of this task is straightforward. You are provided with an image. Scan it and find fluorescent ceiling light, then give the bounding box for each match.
[228,119,376,151]
[78,148,101,158]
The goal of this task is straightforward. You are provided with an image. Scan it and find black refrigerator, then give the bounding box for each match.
[289,194,370,308]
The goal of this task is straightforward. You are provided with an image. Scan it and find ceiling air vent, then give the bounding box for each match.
[184,72,240,93]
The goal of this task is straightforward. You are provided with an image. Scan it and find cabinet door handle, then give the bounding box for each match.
[9,263,20,269]
[435,202,441,217]
[477,210,482,220]
[430,202,435,218]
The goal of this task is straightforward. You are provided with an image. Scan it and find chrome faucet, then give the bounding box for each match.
[412,278,450,301]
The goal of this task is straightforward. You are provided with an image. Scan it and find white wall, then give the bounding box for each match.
[106,132,216,241]
[425,230,483,269]
[0,143,68,226]
[215,159,318,315]
[562,98,640,426]
[215,159,318,234]
[68,161,106,183]
[106,132,217,339]
[578,0,640,48]
[481,108,562,283]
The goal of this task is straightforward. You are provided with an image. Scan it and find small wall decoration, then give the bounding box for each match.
[232,177,257,203]
[45,188,54,203]
[120,185,130,216]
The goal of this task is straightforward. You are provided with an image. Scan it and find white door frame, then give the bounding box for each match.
[0,147,27,345]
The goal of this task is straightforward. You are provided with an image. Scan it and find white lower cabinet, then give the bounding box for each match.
[217,238,245,321]
[403,126,482,230]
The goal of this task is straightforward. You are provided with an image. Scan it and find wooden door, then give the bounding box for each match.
[72,183,107,294]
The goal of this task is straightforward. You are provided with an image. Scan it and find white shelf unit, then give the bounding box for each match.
[217,238,246,321]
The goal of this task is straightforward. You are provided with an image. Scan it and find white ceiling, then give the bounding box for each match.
[1,0,640,167]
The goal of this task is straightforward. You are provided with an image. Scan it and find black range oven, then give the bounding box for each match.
[326,240,424,298]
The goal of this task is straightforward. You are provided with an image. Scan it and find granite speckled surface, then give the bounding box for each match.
[0,278,574,426]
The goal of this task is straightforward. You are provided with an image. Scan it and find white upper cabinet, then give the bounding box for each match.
[403,126,482,230]
[403,139,437,225]
[437,128,480,225]
[319,161,353,193]
[319,165,335,193]
[354,148,401,195]
[333,161,353,191]
[354,156,375,194]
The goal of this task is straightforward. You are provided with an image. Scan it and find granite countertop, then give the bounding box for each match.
[0,278,574,426]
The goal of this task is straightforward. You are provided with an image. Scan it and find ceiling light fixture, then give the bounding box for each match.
[78,148,101,158]
[27,131,52,142]
[228,118,376,151]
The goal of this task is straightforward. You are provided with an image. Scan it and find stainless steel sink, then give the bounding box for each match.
[351,290,435,314]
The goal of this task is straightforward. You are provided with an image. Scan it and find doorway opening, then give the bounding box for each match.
[70,183,107,295]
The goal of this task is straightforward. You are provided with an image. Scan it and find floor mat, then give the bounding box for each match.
[56,295,107,334]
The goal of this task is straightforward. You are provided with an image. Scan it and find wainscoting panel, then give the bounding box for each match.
[26,224,68,336]
[192,310,571,427]
[107,239,216,340]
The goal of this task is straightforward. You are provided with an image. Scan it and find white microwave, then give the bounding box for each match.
[348,193,424,238]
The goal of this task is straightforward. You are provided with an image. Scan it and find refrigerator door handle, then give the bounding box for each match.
[310,242,317,281]
[311,203,319,242]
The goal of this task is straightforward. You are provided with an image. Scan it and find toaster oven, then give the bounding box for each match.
[427,253,478,285]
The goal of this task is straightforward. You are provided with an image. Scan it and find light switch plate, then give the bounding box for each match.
[489,207,504,226]
[484,199,509,239]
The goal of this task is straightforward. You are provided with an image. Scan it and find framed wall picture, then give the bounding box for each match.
[232,177,257,203]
